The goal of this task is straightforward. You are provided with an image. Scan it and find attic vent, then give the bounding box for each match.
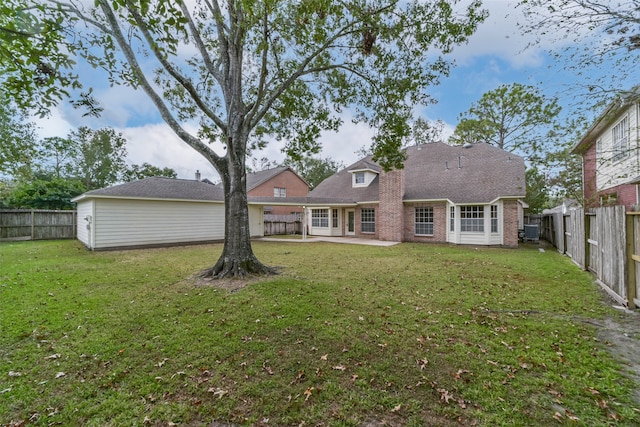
[463,143,473,149]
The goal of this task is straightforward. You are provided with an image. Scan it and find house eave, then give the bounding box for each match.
[572,89,640,154]
[71,194,224,204]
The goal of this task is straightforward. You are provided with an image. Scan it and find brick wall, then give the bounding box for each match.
[582,143,599,208]
[378,169,404,241]
[248,169,309,215]
[503,200,519,247]
[595,184,638,208]
[402,202,447,243]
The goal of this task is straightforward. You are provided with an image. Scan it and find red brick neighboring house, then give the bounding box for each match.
[300,142,526,247]
[244,167,309,215]
[572,90,640,209]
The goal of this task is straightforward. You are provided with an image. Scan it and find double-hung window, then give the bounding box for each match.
[415,207,434,235]
[311,209,328,228]
[332,209,339,228]
[460,206,484,232]
[490,205,498,233]
[450,206,455,232]
[274,187,286,197]
[361,208,375,233]
[612,116,629,162]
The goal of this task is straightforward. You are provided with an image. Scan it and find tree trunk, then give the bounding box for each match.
[201,133,276,280]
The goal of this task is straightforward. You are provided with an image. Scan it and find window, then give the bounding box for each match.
[612,116,629,162]
[332,209,339,228]
[273,187,286,197]
[460,206,484,232]
[415,207,434,235]
[491,205,498,233]
[311,209,328,227]
[355,172,365,184]
[361,208,375,233]
[450,206,455,232]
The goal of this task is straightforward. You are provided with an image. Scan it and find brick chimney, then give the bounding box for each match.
[378,168,405,242]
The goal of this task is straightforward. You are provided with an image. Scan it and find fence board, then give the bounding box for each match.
[0,210,76,241]
[569,209,585,268]
[545,205,632,307]
[263,214,301,236]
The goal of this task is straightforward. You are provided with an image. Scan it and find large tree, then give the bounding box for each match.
[448,83,561,164]
[68,127,128,190]
[284,156,344,190]
[122,163,177,182]
[517,0,640,105]
[0,0,83,116]
[20,0,486,278]
[0,96,38,179]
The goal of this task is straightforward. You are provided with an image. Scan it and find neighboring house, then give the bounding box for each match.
[243,166,309,216]
[572,90,640,208]
[303,142,526,246]
[72,177,264,250]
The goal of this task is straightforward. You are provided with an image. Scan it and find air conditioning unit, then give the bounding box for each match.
[524,224,539,242]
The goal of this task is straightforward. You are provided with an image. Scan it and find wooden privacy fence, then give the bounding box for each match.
[263,214,301,236]
[0,209,77,241]
[543,205,638,309]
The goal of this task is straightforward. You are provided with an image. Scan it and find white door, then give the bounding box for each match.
[346,209,355,236]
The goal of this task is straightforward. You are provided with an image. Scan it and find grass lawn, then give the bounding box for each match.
[1,240,638,426]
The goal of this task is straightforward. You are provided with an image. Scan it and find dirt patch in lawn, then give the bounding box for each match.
[594,307,640,406]
[188,269,283,292]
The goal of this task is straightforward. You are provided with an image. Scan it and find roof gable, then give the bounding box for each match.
[572,87,640,154]
[245,166,308,191]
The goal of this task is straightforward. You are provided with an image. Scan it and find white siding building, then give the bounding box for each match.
[72,177,264,250]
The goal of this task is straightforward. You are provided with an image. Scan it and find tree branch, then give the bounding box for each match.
[94,0,223,170]
[123,0,227,133]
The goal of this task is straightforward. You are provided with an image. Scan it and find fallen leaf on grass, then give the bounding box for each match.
[320,354,328,361]
[437,388,454,404]
[391,404,401,413]
[416,358,428,370]
[208,387,228,399]
[55,372,65,379]
[454,369,470,380]
[44,354,61,360]
[8,371,22,377]
[332,365,346,371]
[304,387,314,401]
[290,370,305,385]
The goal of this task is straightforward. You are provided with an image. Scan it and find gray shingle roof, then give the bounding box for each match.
[310,142,525,204]
[73,177,225,202]
[72,143,524,206]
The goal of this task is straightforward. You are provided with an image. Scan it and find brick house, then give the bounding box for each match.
[299,142,526,247]
[572,90,640,209]
[244,166,309,215]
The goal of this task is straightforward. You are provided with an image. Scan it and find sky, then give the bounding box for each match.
[31,0,619,182]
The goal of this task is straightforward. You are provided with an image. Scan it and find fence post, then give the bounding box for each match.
[31,210,35,240]
[584,213,591,271]
[625,214,637,309]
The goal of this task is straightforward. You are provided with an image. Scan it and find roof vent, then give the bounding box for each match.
[463,143,473,149]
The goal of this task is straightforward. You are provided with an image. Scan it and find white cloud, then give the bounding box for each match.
[121,123,220,181]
